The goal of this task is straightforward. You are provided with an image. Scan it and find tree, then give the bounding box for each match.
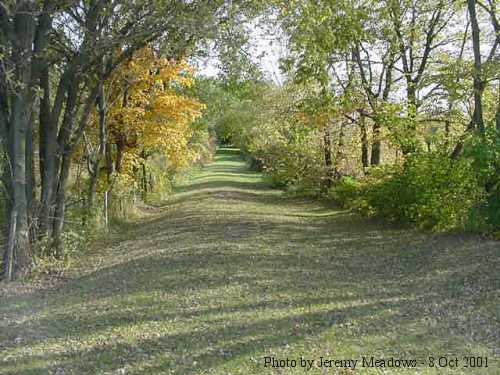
[98,48,205,199]
[0,0,249,278]
[0,0,41,278]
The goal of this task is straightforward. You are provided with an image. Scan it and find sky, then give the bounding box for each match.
[194,19,287,84]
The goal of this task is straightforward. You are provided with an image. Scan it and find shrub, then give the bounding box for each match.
[361,153,485,231]
[328,176,363,208]
[462,130,500,231]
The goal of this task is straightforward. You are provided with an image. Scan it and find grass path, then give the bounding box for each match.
[1,148,499,374]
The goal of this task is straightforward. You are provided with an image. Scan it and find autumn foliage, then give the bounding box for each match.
[84,48,208,201]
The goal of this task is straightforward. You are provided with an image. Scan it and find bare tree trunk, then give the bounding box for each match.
[335,122,346,178]
[5,211,17,281]
[444,104,451,148]
[51,85,99,252]
[402,86,419,155]
[323,126,333,189]
[87,163,100,212]
[26,111,36,243]
[105,142,114,184]
[467,0,485,134]
[142,162,148,200]
[115,142,125,173]
[360,114,369,168]
[88,81,107,209]
[31,0,53,240]
[48,76,79,254]
[370,123,381,165]
[6,128,31,274]
[52,153,71,256]
[39,72,68,238]
[4,4,36,276]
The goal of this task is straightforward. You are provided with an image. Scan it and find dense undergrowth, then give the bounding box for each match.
[259,138,500,233]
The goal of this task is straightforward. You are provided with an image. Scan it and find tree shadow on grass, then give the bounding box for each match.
[1,200,498,373]
[1,298,421,374]
[174,180,270,195]
[1,148,499,374]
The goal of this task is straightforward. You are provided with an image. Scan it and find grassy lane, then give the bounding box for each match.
[1,148,499,374]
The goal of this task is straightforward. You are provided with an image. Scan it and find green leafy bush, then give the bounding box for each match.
[362,153,485,231]
[463,130,500,231]
[328,176,363,208]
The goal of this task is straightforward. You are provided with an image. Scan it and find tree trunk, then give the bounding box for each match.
[51,153,71,256]
[87,163,100,212]
[467,0,485,134]
[335,122,346,178]
[50,84,99,250]
[445,101,452,148]
[323,126,333,189]
[371,123,381,165]
[115,142,125,173]
[105,142,114,184]
[26,111,36,243]
[142,162,148,200]
[402,84,419,155]
[88,81,107,209]
[3,4,36,277]
[48,77,79,252]
[39,71,68,238]
[6,120,31,275]
[360,114,369,168]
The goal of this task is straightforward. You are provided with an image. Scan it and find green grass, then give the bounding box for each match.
[1,148,499,374]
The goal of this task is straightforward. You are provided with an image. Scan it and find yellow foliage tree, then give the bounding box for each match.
[80,47,207,207]
[107,48,205,181]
